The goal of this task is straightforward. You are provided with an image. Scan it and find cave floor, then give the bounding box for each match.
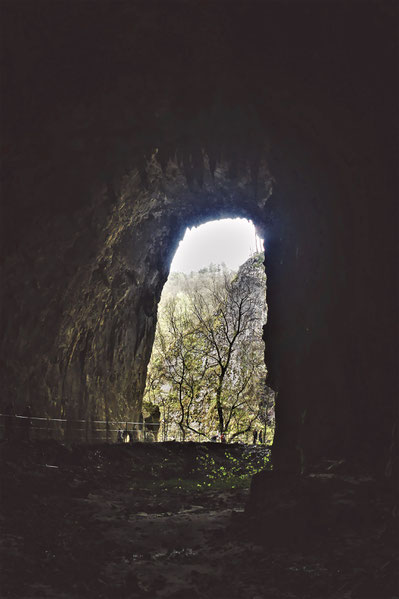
[1,441,397,599]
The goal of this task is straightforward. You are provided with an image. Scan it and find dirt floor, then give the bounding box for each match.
[1,441,398,599]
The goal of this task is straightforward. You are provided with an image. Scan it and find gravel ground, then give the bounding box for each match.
[1,441,397,599]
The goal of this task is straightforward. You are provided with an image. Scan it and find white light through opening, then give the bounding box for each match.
[170,218,264,273]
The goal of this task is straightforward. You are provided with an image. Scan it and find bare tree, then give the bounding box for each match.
[144,256,272,442]
[190,268,265,435]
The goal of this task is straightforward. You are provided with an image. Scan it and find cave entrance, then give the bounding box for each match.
[143,218,275,445]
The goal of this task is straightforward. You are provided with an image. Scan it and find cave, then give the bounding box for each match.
[1,1,398,596]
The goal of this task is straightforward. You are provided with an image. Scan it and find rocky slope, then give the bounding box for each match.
[1,440,396,598]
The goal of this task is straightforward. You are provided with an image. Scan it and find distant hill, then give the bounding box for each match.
[162,253,265,309]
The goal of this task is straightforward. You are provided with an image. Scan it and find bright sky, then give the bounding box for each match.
[170,218,264,273]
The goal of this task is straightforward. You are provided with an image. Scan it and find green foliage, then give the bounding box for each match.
[156,446,271,493]
[144,254,275,442]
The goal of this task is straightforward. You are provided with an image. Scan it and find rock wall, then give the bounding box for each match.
[1,153,272,428]
[1,1,397,472]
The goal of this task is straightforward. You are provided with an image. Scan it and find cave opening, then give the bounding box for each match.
[143,217,275,446]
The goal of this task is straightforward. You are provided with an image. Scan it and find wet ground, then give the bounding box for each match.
[1,441,398,598]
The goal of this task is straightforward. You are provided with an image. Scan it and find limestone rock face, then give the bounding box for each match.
[1,154,272,431]
[235,253,268,328]
[1,2,397,473]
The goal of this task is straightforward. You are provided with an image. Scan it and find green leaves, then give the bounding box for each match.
[144,254,274,442]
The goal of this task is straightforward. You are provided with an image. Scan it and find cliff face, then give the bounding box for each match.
[235,253,267,328]
[1,2,397,474]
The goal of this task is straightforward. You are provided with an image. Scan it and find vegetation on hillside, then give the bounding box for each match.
[144,255,275,442]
